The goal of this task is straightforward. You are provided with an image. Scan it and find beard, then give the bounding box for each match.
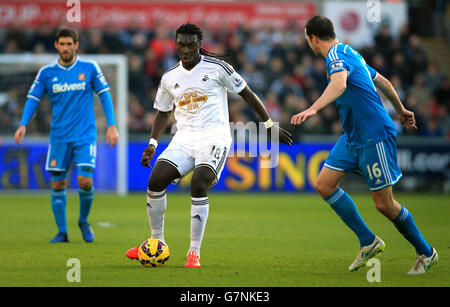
[59,51,75,64]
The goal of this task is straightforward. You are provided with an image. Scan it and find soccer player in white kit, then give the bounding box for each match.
[126,23,292,267]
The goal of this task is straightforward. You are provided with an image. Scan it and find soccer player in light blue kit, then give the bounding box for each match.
[291,16,438,274]
[14,28,119,243]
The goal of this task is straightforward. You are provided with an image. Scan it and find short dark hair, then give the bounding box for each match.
[305,16,336,41]
[55,28,78,43]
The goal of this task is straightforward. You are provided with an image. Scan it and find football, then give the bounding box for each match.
[138,238,170,267]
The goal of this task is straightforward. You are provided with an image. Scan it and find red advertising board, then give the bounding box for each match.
[0,1,316,29]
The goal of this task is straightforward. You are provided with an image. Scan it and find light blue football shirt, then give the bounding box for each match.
[325,43,397,148]
[27,56,110,143]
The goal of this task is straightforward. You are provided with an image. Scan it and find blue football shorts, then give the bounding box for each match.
[324,135,402,191]
[45,140,97,179]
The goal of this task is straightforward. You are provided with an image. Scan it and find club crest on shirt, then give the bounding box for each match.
[50,159,57,167]
[78,73,86,81]
[177,88,208,113]
[201,75,209,83]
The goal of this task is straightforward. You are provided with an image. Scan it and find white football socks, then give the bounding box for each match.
[146,189,167,242]
[189,197,209,257]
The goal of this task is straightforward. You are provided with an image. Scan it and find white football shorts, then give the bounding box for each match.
[156,140,231,185]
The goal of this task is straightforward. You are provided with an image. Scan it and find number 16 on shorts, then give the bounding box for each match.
[364,162,389,190]
[362,140,402,191]
[366,162,382,181]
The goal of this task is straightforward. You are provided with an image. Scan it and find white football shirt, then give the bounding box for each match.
[154,55,247,145]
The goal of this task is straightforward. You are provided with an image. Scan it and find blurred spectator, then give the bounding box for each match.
[390,51,411,86]
[0,89,20,134]
[269,74,303,105]
[240,62,266,98]
[148,26,176,68]
[390,75,407,102]
[102,21,126,53]
[30,24,55,53]
[405,35,428,77]
[264,57,285,88]
[371,53,389,79]
[374,23,393,60]
[434,77,450,112]
[128,93,147,134]
[129,31,150,56]
[310,58,328,92]
[263,92,283,123]
[85,30,105,54]
[245,32,270,64]
[432,0,448,40]
[425,62,444,92]
[225,33,244,70]
[128,54,150,103]
[3,23,29,52]
[408,74,432,110]
[320,105,339,134]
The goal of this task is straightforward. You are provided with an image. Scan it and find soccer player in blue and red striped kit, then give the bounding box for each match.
[291,16,438,274]
[14,28,119,243]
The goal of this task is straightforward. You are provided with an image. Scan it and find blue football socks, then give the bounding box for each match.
[393,206,433,257]
[78,187,94,225]
[51,188,67,235]
[324,187,376,247]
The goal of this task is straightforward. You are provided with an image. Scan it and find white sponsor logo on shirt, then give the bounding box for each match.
[53,82,86,93]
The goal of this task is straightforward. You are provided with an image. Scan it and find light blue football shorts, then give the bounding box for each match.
[45,140,97,179]
[324,135,402,191]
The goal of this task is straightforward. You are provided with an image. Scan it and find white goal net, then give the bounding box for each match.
[0,54,128,195]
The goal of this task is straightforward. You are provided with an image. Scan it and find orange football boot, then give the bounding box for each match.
[125,246,139,260]
[184,251,201,268]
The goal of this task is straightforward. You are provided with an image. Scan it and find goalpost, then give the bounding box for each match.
[0,54,128,195]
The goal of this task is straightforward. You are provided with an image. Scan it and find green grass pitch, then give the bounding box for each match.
[0,192,448,287]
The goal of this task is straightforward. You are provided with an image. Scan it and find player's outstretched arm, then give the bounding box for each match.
[373,73,417,130]
[291,70,347,125]
[141,110,173,168]
[238,86,292,145]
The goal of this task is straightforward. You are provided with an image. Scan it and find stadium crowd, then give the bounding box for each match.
[0,22,448,140]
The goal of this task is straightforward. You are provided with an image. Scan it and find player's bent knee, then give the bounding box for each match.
[372,194,391,214]
[147,161,181,192]
[78,176,93,190]
[148,174,171,192]
[374,200,389,215]
[191,180,210,198]
[191,171,215,197]
[148,180,168,193]
[51,180,67,190]
[313,179,331,198]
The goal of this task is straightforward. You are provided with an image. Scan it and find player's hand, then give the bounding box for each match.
[268,124,293,146]
[141,145,156,168]
[290,107,317,125]
[398,109,417,130]
[14,125,27,144]
[106,125,119,148]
